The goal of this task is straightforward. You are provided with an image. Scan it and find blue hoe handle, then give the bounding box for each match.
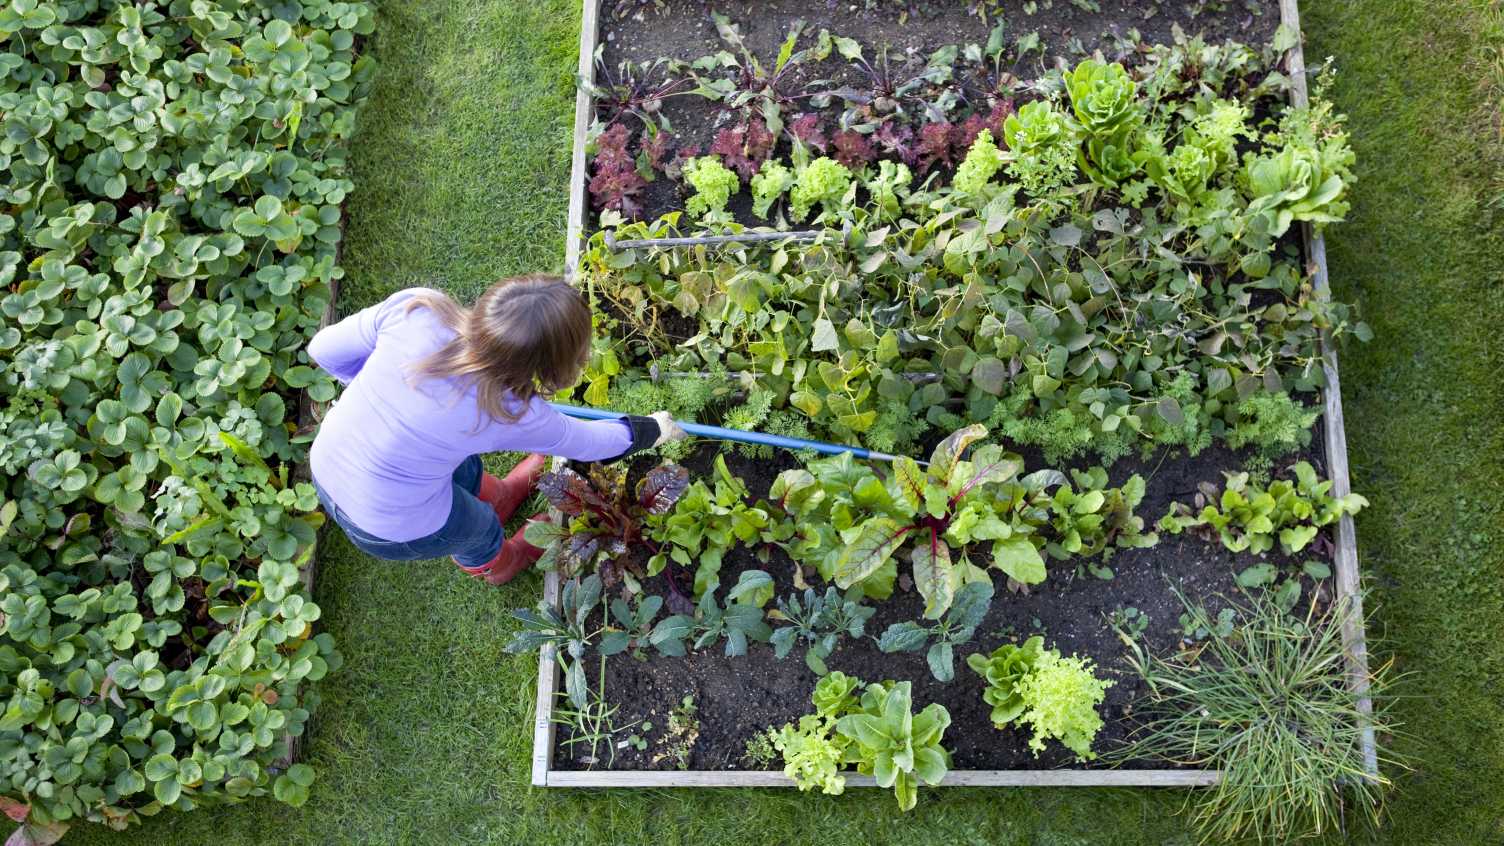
[548,403,906,463]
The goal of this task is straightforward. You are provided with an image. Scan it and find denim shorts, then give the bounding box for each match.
[314,455,503,569]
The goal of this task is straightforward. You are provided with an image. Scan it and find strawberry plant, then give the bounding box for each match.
[527,462,690,585]
[1159,461,1368,555]
[0,1,371,834]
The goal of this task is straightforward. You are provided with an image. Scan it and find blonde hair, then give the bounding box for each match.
[404,275,592,423]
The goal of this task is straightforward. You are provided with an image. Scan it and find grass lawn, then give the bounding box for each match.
[66,0,1503,843]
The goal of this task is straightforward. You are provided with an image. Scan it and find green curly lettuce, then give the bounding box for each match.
[1016,651,1113,760]
[750,158,794,219]
[952,128,1005,196]
[684,155,741,220]
[789,156,853,222]
[1002,101,1078,195]
[772,715,848,795]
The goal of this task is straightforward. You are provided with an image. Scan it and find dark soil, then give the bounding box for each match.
[592,0,1281,224]
[555,430,1334,772]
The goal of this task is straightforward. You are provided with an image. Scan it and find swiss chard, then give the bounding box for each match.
[645,455,773,596]
[774,425,1152,618]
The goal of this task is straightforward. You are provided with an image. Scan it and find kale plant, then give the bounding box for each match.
[876,581,994,681]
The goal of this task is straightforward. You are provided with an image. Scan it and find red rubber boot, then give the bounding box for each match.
[475,454,548,524]
[454,517,548,586]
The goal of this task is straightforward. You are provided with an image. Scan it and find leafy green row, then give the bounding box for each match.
[528,426,1154,620]
[1,2,373,836]
[579,43,1364,464]
[771,672,951,811]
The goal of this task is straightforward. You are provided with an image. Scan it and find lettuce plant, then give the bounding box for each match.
[968,637,1111,760]
[831,130,878,169]
[1015,650,1113,760]
[770,672,861,795]
[1242,144,1350,237]
[834,680,952,811]
[750,159,794,219]
[708,118,775,181]
[772,673,953,811]
[1159,461,1368,555]
[789,156,854,222]
[951,128,1005,197]
[1064,59,1145,186]
[528,463,690,584]
[966,635,1046,726]
[1002,100,1078,195]
[589,122,647,215]
[683,155,740,221]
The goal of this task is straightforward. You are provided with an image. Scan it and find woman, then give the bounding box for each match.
[306,275,684,585]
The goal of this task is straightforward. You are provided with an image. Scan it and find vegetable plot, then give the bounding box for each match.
[520,4,1389,839]
[1,2,373,840]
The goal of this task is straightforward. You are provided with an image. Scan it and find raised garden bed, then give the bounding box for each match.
[528,0,1378,821]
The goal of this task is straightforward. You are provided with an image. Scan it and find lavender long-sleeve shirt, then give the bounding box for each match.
[307,288,632,542]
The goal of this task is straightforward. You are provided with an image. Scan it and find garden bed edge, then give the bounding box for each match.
[533,0,1377,789]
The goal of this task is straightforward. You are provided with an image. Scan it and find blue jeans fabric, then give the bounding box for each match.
[314,455,503,568]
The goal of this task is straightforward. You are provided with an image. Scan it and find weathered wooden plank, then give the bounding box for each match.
[531,456,572,786]
[605,230,823,250]
[279,275,341,770]
[1279,0,1379,779]
[546,769,1221,788]
[563,0,602,278]
[530,568,563,787]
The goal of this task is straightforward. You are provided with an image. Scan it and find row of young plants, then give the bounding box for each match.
[577,26,1367,468]
[508,428,1368,809]
[1,3,374,840]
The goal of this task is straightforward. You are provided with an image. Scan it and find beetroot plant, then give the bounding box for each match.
[527,462,690,585]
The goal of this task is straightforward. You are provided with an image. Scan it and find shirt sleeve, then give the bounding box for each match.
[493,399,661,462]
[307,288,424,384]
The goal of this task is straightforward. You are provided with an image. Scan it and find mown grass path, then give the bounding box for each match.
[71,1,1502,843]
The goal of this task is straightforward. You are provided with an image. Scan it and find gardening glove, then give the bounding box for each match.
[649,411,689,446]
